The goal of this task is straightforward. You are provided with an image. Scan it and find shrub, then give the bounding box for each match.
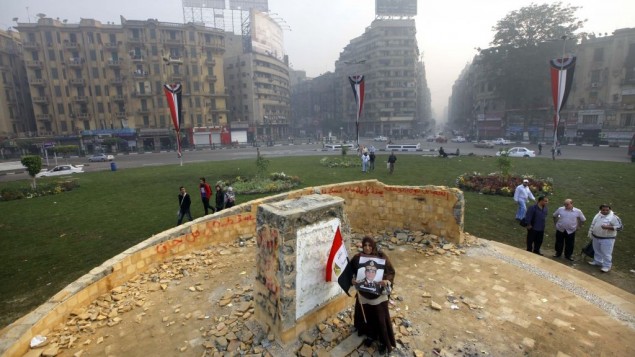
[319,157,359,168]
[0,179,80,202]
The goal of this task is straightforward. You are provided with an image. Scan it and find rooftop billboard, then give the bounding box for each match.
[229,0,269,12]
[182,0,225,9]
[250,10,284,61]
[375,0,417,16]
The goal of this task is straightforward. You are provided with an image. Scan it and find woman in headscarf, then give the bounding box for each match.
[588,204,623,273]
[350,236,396,354]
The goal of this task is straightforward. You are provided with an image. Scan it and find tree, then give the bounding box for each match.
[491,2,586,48]
[21,155,42,189]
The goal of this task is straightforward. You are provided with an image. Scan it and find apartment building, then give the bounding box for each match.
[0,29,35,138]
[563,28,635,144]
[334,19,429,139]
[15,16,227,151]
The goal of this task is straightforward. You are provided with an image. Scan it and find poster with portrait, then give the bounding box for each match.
[354,255,386,295]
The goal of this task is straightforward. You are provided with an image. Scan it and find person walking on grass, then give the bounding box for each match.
[361,152,370,173]
[514,179,535,221]
[199,177,215,215]
[552,199,586,261]
[224,186,236,209]
[177,186,192,225]
[387,151,397,174]
[588,204,623,273]
[214,183,225,212]
[524,196,549,255]
[369,151,376,171]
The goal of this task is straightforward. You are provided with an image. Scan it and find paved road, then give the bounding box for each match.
[0,140,631,183]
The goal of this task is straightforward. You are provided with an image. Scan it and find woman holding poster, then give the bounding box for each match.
[350,236,396,354]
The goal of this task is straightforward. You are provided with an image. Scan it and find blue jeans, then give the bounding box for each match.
[515,200,527,220]
[177,209,192,225]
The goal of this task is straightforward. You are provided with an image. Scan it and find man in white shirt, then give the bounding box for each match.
[514,179,535,221]
[552,199,586,261]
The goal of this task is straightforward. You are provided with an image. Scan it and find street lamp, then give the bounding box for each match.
[340,127,343,142]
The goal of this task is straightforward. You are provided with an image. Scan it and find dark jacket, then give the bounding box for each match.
[388,154,397,163]
[178,193,191,213]
[525,203,548,232]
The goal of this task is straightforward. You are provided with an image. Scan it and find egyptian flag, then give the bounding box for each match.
[348,75,365,141]
[163,83,183,158]
[326,226,348,282]
[550,56,576,132]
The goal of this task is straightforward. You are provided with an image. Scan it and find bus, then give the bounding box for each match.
[629,134,635,162]
[323,143,355,151]
[385,143,422,152]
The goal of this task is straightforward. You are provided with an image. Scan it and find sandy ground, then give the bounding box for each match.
[25,235,635,357]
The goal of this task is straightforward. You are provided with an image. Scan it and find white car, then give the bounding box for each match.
[492,138,511,145]
[373,136,388,142]
[36,164,85,178]
[451,136,466,143]
[88,153,114,162]
[496,147,536,158]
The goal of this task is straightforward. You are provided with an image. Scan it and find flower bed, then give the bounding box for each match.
[319,157,359,168]
[218,172,301,195]
[0,179,80,202]
[456,172,553,197]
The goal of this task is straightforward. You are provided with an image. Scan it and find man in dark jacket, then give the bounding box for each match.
[524,196,549,255]
[387,151,397,174]
[177,186,192,225]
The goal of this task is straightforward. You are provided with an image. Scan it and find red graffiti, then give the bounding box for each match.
[385,186,451,200]
[154,213,255,254]
[321,186,384,196]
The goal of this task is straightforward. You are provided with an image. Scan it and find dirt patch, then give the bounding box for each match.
[24,234,635,356]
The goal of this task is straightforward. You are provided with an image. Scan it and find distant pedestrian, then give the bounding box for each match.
[524,196,549,255]
[513,179,535,221]
[588,204,623,273]
[369,151,376,171]
[361,152,370,173]
[438,147,448,158]
[556,142,562,156]
[224,186,236,209]
[177,186,192,225]
[199,177,215,215]
[387,151,397,174]
[538,143,543,155]
[215,183,225,212]
[552,199,586,261]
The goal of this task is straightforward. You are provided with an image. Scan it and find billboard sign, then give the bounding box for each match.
[229,0,269,12]
[182,0,226,9]
[250,9,284,61]
[375,0,417,16]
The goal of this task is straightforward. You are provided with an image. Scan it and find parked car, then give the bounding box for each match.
[425,135,435,142]
[435,135,448,143]
[492,138,511,145]
[474,140,494,148]
[496,147,536,158]
[36,164,85,178]
[373,136,388,142]
[88,153,114,162]
[450,136,466,143]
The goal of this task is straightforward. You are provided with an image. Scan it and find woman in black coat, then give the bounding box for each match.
[350,236,396,354]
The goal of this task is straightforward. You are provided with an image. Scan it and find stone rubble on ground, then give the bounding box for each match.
[26,230,484,357]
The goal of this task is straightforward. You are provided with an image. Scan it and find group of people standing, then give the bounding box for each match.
[176,177,236,225]
[515,180,623,273]
[359,146,397,175]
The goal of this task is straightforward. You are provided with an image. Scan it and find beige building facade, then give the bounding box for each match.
[14,16,228,151]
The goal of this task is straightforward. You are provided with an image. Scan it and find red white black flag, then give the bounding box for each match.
[163,83,183,158]
[348,75,365,144]
[326,226,349,282]
[550,56,576,138]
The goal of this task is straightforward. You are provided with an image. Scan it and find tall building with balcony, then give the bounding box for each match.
[223,13,291,144]
[334,19,430,139]
[0,29,35,138]
[563,28,635,144]
[15,16,227,150]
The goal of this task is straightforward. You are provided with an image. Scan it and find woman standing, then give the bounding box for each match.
[588,204,623,272]
[214,184,224,212]
[350,236,396,354]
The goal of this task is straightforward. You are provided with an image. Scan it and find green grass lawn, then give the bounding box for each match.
[0,154,633,328]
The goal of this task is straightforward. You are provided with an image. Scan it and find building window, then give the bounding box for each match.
[582,115,598,124]
[622,113,634,127]
[95,86,101,96]
[51,68,58,79]
[54,86,62,96]
[593,48,604,62]
[57,103,65,114]
[60,121,68,132]
[48,49,56,61]
[143,116,150,127]
[97,102,104,113]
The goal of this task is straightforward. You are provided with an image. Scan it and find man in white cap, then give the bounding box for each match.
[514,179,535,221]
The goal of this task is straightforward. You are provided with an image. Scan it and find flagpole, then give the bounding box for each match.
[553,36,567,160]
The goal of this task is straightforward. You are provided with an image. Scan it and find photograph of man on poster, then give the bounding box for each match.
[354,256,386,295]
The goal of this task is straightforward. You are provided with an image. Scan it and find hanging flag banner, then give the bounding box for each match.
[549,56,576,142]
[163,83,183,158]
[348,75,365,146]
[326,226,349,282]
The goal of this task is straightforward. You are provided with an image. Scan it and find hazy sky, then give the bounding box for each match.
[1,0,633,121]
